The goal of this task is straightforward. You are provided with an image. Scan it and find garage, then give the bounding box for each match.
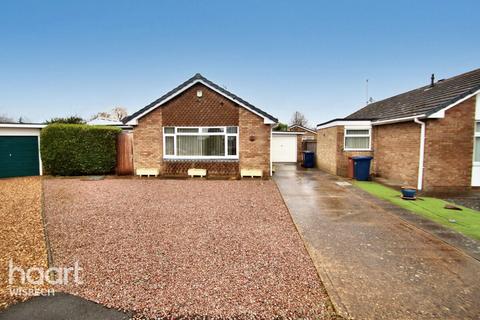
[0,124,44,178]
[271,132,301,163]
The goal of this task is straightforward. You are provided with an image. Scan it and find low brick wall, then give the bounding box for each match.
[163,160,240,176]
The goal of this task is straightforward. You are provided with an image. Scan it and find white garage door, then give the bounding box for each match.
[271,134,297,163]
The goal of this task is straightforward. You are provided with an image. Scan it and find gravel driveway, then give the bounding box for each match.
[43,179,333,319]
[0,177,49,310]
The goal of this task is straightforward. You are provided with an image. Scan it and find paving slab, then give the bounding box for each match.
[274,164,480,320]
[0,293,129,320]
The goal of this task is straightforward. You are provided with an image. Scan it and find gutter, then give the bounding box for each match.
[414,118,426,190]
[372,114,426,126]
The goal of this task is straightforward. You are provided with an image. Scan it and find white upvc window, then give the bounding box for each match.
[163,126,239,159]
[344,127,371,151]
[474,122,480,163]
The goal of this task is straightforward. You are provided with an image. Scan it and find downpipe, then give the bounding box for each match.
[414,118,425,191]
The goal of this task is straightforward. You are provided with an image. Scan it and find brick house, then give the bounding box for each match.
[288,125,317,162]
[316,68,480,192]
[123,74,277,178]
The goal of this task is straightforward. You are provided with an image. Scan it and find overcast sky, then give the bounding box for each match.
[0,0,479,125]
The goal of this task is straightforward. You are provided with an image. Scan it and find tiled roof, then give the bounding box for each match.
[124,74,278,124]
[346,68,480,121]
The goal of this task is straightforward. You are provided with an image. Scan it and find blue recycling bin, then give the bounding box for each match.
[353,156,373,181]
[302,151,315,168]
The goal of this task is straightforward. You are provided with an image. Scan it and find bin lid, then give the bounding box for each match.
[352,156,373,160]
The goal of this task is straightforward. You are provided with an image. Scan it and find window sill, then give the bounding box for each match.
[343,149,372,152]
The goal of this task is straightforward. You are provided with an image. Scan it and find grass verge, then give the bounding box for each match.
[353,181,480,241]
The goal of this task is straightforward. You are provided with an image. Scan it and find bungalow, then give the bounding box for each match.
[123,74,278,178]
[316,67,480,193]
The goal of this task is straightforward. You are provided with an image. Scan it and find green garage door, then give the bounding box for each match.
[0,136,40,178]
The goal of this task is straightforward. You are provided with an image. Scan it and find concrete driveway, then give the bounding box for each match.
[274,164,480,319]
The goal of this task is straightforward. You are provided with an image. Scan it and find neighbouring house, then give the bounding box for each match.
[316,67,480,193]
[87,118,132,129]
[288,124,317,162]
[123,73,278,177]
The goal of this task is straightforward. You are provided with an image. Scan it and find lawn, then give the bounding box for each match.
[354,181,480,241]
[43,178,334,319]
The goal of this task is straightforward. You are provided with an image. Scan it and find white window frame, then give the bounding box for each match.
[344,126,371,151]
[163,126,239,160]
[474,121,480,165]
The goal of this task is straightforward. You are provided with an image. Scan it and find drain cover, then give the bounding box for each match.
[335,181,351,186]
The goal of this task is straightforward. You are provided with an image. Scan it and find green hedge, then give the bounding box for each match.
[40,124,121,176]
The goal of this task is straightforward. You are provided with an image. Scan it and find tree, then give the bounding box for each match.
[273,123,288,131]
[18,116,31,123]
[46,116,85,124]
[290,111,309,127]
[0,114,14,123]
[91,106,128,121]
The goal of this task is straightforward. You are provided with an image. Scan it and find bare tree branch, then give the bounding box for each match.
[290,111,309,127]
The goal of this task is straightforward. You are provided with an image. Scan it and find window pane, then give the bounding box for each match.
[164,127,175,134]
[177,135,225,156]
[475,137,480,162]
[228,136,237,155]
[177,136,202,156]
[178,128,199,133]
[346,129,369,135]
[476,122,480,133]
[165,136,174,155]
[202,127,224,133]
[345,136,369,149]
[203,136,225,155]
[227,126,238,133]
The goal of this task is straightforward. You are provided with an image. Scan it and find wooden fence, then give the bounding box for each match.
[116,132,134,175]
[302,140,317,153]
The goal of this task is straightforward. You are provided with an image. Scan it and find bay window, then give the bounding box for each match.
[344,127,371,151]
[163,126,239,159]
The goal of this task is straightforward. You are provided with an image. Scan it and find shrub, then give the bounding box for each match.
[40,124,121,176]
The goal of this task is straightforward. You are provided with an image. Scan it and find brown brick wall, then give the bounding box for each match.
[239,108,271,175]
[316,126,338,174]
[316,126,372,176]
[373,122,420,187]
[162,83,239,126]
[336,127,373,177]
[132,84,270,177]
[133,108,163,170]
[423,96,475,191]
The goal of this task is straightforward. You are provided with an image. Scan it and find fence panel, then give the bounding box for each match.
[116,132,134,175]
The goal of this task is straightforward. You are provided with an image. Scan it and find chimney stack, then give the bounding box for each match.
[430,73,435,87]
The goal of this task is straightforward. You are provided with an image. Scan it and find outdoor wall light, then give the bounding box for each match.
[197,90,203,98]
